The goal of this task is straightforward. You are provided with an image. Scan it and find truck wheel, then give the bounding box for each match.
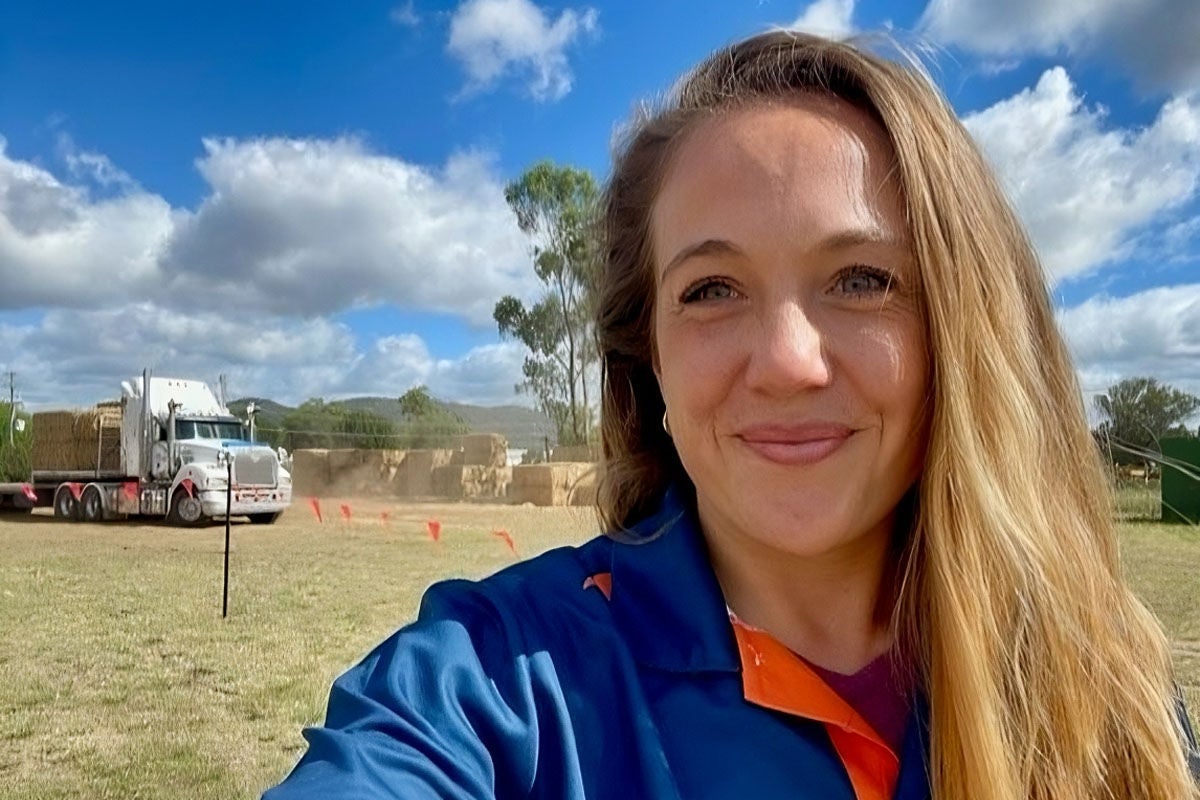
[167,487,208,527]
[247,512,281,525]
[80,486,105,523]
[53,486,81,520]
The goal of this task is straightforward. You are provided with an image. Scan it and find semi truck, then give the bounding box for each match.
[0,373,292,526]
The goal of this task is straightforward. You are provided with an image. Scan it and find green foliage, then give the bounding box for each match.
[335,409,397,450]
[276,399,344,450]
[397,386,439,419]
[495,161,600,447]
[266,393,467,450]
[1094,377,1200,465]
[227,398,288,448]
[0,403,31,481]
[396,385,469,448]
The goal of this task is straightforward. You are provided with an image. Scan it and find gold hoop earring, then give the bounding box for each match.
[662,411,671,436]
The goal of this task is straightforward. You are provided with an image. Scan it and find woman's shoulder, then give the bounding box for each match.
[416,533,617,640]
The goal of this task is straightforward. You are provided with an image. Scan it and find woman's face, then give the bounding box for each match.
[651,98,928,564]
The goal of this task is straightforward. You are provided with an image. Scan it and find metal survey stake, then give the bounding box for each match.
[222,449,233,618]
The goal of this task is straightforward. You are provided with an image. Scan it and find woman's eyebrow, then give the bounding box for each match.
[661,239,743,281]
[816,226,906,252]
[662,227,906,279]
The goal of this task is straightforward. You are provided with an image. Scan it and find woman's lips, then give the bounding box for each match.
[736,423,854,465]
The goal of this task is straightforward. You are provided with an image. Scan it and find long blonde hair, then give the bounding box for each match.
[596,30,1197,799]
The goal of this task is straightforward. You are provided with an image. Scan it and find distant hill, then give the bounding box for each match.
[443,401,556,454]
[227,398,290,433]
[229,395,555,453]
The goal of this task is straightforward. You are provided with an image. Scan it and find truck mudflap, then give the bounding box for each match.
[0,483,37,512]
[198,487,292,518]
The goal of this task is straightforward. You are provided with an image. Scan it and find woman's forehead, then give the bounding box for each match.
[651,99,907,265]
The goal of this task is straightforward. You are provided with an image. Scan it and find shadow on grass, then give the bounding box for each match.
[0,512,257,529]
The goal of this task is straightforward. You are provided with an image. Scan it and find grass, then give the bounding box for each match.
[0,501,599,799]
[1,497,1199,798]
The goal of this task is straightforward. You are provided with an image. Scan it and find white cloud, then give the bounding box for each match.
[447,0,598,102]
[339,335,528,406]
[963,68,1200,281]
[0,135,535,324]
[0,135,539,408]
[921,0,1200,92]
[57,133,137,191]
[1059,284,1200,399]
[164,137,533,324]
[0,138,174,309]
[2,306,531,409]
[390,1,420,27]
[791,0,856,38]
[1163,216,1200,262]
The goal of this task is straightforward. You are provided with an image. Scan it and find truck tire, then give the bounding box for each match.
[53,486,81,521]
[247,512,281,525]
[80,486,105,523]
[167,486,208,527]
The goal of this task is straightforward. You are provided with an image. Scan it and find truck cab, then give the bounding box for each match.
[124,377,292,525]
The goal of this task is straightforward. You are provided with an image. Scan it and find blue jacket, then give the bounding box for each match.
[263,489,933,799]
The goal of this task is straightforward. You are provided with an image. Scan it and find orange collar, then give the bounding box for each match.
[731,617,900,800]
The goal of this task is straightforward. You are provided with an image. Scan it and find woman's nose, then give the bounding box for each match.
[743,302,831,394]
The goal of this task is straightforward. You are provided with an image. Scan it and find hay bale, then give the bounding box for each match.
[326,449,364,474]
[360,449,406,488]
[292,449,331,497]
[31,408,122,472]
[432,464,512,500]
[550,444,598,463]
[510,462,595,506]
[462,433,507,468]
[568,470,598,506]
[395,448,455,497]
[323,449,411,497]
[433,464,468,499]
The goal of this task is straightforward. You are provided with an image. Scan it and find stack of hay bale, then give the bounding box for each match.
[510,461,597,507]
[292,448,414,497]
[31,403,123,472]
[433,434,511,500]
[549,444,599,463]
[291,448,331,497]
[288,434,514,500]
[395,448,456,497]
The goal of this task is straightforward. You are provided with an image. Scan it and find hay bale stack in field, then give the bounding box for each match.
[567,468,598,506]
[394,448,455,498]
[31,406,123,472]
[510,462,597,506]
[359,449,406,495]
[549,444,598,463]
[291,449,331,496]
[462,433,508,468]
[320,449,409,496]
[432,465,512,500]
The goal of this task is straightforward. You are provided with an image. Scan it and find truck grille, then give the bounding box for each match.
[233,450,277,487]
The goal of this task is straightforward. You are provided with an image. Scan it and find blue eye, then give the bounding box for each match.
[681,279,739,303]
[835,265,893,296]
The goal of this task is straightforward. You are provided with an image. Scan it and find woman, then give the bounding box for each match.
[265,31,1198,800]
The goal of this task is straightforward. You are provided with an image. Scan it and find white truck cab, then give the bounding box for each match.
[122,376,293,525]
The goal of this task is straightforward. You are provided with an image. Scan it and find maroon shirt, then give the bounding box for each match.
[806,652,911,754]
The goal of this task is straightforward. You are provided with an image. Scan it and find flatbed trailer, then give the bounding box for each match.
[0,373,291,525]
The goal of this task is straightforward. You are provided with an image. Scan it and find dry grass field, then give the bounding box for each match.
[0,500,600,799]
[1,492,1198,799]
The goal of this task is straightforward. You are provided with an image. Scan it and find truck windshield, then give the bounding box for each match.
[175,419,247,441]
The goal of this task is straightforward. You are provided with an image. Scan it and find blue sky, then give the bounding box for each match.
[1,0,1197,411]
